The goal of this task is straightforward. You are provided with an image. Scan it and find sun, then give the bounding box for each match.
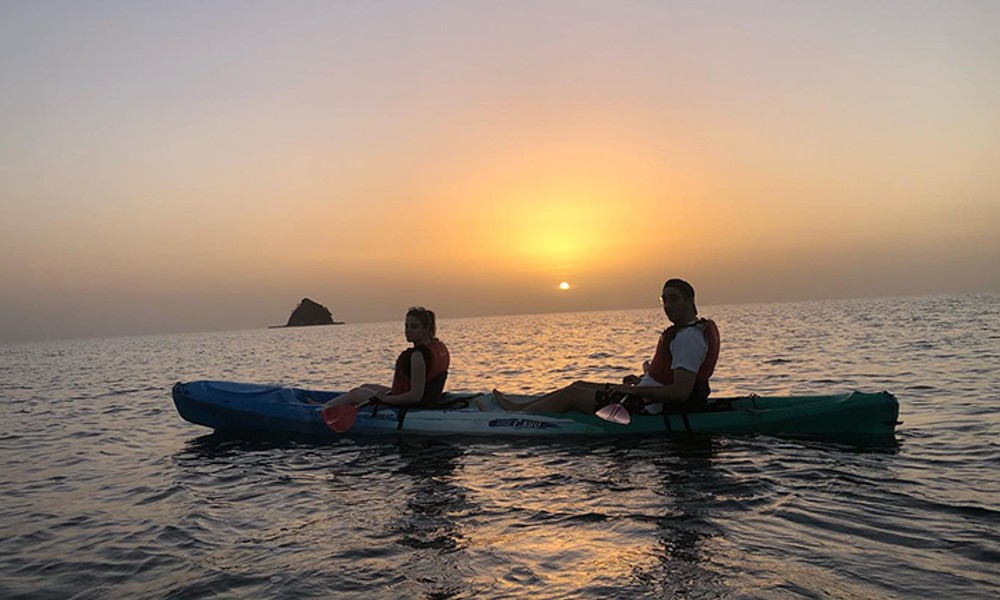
[559,282,571,290]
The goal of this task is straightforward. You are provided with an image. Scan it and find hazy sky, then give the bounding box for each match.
[2,1,998,342]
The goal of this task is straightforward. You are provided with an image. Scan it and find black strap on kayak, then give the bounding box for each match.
[395,407,408,430]
[662,412,693,434]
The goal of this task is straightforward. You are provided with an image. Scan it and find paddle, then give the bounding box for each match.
[594,388,633,425]
[321,400,372,433]
[595,399,632,425]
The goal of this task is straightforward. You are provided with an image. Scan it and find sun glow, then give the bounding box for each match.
[559,282,571,290]
[478,180,641,275]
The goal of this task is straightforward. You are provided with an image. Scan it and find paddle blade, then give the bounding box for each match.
[321,404,361,433]
[595,403,631,425]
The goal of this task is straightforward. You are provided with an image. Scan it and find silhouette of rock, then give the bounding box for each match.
[277,298,344,327]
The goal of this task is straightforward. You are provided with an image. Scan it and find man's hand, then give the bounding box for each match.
[622,374,641,386]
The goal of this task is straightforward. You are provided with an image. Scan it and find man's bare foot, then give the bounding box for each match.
[493,388,523,412]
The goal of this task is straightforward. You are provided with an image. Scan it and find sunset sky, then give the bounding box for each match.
[2,1,997,342]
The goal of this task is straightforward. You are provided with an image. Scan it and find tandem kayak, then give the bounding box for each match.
[172,380,901,438]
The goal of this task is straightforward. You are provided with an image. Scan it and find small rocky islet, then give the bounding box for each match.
[270,298,344,328]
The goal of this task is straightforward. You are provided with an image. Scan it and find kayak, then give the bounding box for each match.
[171,380,900,438]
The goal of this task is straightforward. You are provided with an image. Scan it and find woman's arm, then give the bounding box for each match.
[379,351,427,406]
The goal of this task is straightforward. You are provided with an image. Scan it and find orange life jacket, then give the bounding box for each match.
[646,318,720,403]
[390,339,450,404]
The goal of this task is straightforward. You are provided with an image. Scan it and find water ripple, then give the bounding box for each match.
[1,294,999,598]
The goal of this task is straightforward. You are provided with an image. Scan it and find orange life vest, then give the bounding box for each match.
[646,318,720,403]
[390,339,450,404]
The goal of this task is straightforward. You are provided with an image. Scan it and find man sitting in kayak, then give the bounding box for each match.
[493,278,719,415]
[323,306,450,408]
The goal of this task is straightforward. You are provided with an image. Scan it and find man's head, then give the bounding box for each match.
[661,278,697,324]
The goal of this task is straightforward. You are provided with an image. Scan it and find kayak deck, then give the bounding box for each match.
[172,380,901,438]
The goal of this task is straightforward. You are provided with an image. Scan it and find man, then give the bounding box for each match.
[493,278,720,414]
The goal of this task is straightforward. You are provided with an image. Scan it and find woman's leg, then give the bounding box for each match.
[325,384,387,407]
[358,384,389,395]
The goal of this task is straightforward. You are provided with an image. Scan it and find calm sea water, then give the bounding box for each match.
[1,294,997,599]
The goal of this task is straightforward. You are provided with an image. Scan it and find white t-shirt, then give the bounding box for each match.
[669,323,709,375]
[639,321,709,414]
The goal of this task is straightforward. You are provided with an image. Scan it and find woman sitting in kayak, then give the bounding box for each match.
[491,278,719,415]
[323,306,450,408]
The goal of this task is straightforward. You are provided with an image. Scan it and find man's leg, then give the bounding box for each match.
[494,381,604,414]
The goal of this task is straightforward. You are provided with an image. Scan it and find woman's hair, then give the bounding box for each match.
[406,306,437,338]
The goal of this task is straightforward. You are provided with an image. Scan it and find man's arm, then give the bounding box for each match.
[612,368,697,403]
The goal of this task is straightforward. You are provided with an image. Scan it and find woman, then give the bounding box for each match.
[325,306,450,408]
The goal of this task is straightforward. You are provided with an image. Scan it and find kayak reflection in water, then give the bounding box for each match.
[492,278,720,415]
[323,306,450,408]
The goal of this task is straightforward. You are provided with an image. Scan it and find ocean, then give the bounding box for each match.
[1,294,997,599]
